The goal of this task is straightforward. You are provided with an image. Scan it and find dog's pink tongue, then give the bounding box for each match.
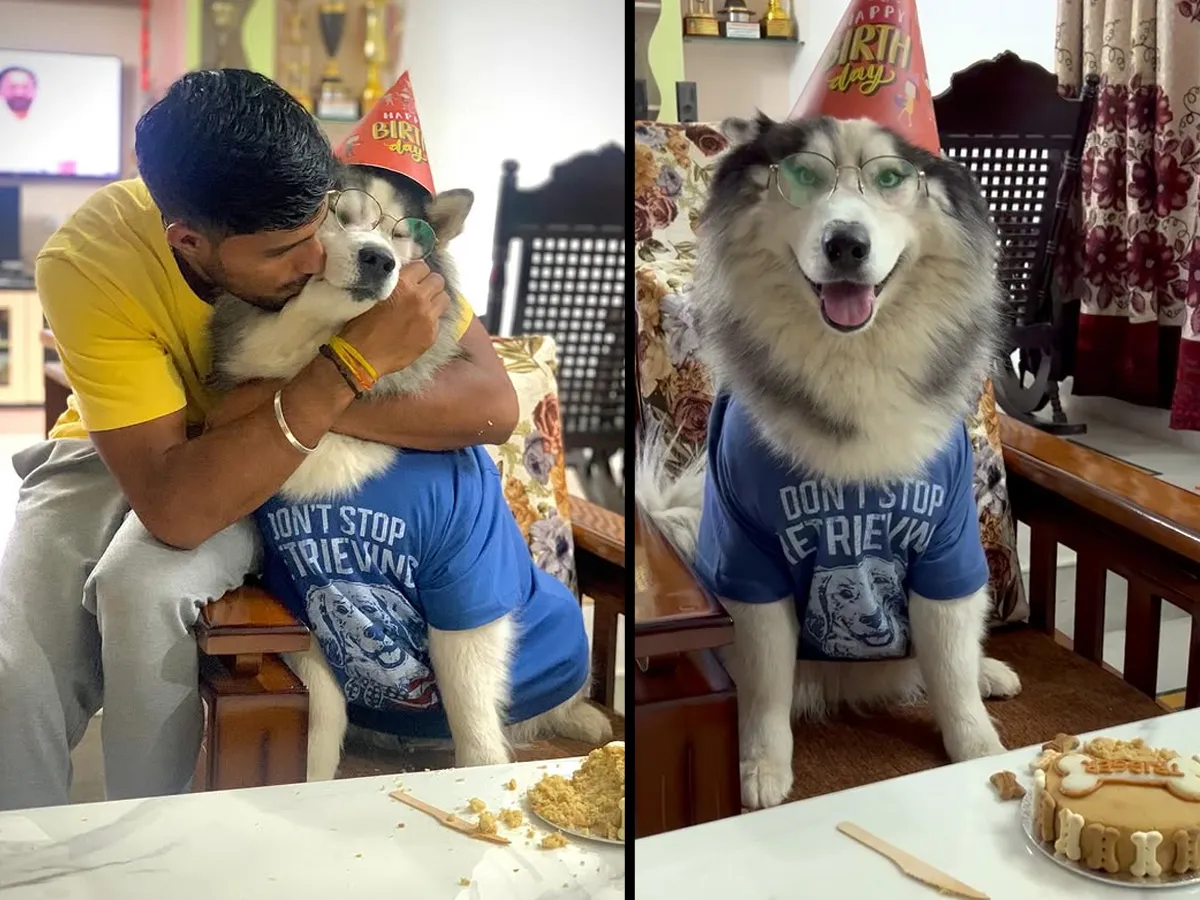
[820,282,876,328]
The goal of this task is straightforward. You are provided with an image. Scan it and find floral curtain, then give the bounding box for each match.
[1055,0,1200,426]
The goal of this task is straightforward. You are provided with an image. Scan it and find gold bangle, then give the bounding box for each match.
[273,390,318,455]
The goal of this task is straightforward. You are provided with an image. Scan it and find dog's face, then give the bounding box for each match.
[291,165,474,330]
[814,557,906,648]
[705,115,993,335]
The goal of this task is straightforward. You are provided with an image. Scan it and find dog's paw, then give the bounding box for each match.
[455,743,511,768]
[943,720,1007,763]
[740,755,793,810]
[560,702,614,745]
[979,657,1022,700]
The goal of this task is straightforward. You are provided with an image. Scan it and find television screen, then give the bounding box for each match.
[0,48,123,178]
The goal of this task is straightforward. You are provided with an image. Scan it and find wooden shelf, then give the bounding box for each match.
[683,34,800,45]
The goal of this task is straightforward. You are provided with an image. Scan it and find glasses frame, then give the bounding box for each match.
[769,152,929,208]
[324,189,439,261]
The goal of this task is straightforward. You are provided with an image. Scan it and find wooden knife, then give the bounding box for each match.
[837,821,990,900]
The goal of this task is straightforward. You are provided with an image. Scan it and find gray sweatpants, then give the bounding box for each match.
[0,439,260,811]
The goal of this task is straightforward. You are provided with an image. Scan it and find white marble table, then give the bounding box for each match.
[636,711,1200,898]
[0,757,623,899]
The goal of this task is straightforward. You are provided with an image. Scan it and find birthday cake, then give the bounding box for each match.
[1030,736,1200,877]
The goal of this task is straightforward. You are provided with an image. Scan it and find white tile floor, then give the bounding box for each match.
[0,415,624,803]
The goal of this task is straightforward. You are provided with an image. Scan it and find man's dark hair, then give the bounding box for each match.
[0,66,37,87]
[135,69,335,237]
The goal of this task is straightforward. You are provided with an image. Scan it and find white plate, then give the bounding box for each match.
[1019,792,1200,888]
[524,745,625,846]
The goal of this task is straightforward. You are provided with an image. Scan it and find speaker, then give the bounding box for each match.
[634,79,649,121]
[0,187,18,264]
[676,81,698,124]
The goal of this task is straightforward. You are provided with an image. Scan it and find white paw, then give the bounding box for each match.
[979,657,1022,699]
[740,755,794,810]
[562,702,614,744]
[456,743,511,768]
[943,720,1007,763]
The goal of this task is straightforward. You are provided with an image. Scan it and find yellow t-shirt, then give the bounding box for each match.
[38,178,472,440]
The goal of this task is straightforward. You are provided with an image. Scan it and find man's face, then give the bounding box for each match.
[171,198,330,309]
[0,69,36,118]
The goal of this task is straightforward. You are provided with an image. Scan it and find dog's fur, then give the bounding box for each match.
[637,115,1022,810]
[209,166,610,779]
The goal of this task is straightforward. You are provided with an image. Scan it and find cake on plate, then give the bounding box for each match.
[1030,736,1200,877]
[528,741,625,841]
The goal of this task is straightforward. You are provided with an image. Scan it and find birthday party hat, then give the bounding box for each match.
[336,71,435,194]
[787,0,939,153]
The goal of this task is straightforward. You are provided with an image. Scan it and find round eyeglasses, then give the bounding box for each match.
[770,152,927,209]
[326,189,438,262]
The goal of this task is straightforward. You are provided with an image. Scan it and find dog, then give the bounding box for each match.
[208,164,611,779]
[637,114,1022,811]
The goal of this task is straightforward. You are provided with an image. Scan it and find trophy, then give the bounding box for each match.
[361,0,386,111]
[761,0,794,39]
[316,0,359,121]
[718,0,760,39]
[281,0,313,111]
[683,0,719,37]
[204,0,251,69]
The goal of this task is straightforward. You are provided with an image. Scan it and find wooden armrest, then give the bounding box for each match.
[999,415,1200,565]
[633,505,734,658]
[194,585,310,657]
[568,494,624,567]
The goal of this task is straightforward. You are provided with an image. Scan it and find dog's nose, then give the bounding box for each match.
[357,246,396,278]
[822,222,871,269]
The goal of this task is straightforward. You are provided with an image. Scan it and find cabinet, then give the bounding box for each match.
[0,291,45,407]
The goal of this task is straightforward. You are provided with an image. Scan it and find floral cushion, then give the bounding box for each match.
[487,334,576,595]
[634,121,1029,627]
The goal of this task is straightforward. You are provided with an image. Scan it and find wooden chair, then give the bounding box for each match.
[485,146,626,510]
[41,334,626,791]
[933,51,1100,435]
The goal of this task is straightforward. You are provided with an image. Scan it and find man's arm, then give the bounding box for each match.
[207,317,519,449]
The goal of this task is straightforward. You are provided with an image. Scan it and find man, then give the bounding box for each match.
[0,69,518,811]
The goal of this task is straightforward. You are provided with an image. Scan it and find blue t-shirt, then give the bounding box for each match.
[694,394,989,662]
[255,446,589,738]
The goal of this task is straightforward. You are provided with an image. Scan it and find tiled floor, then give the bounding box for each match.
[0,410,624,804]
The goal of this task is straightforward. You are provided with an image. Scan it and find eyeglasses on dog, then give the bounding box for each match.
[325,189,438,262]
[769,152,928,209]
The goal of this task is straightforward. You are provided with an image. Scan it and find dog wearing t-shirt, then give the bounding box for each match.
[208,164,611,778]
[637,116,1023,810]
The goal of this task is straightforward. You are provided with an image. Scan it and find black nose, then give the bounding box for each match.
[357,246,396,277]
[822,221,871,269]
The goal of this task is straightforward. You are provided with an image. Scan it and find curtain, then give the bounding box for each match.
[1055,0,1200,427]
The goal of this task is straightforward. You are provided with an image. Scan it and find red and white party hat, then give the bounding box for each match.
[336,70,435,194]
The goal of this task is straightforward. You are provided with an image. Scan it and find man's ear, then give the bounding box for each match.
[427,189,474,244]
[165,222,213,262]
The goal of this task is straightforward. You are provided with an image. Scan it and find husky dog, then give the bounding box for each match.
[637,115,1022,810]
[209,165,611,779]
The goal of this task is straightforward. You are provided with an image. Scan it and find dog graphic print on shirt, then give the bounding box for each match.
[693,393,990,662]
[254,446,591,737]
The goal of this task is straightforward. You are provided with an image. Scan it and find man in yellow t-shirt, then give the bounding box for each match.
[0,70,517,811]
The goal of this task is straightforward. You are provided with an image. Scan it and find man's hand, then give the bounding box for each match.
[338,260,450,376]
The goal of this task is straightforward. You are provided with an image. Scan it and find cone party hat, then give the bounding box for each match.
[336,71,435,194]
[787,0,938,153]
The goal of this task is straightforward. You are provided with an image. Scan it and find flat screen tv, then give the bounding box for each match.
[0,48,123,178]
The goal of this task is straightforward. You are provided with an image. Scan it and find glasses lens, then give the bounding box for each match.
[331,189,382,232]
[861,157,919,207]
[776,152,836,206]
[392,218,437,262]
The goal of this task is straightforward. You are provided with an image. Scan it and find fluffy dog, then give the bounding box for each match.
[637,114,1022,810]
[209,165,611,778]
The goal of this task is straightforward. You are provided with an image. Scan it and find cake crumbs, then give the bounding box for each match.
[503,778,517,790]
[499,807,524,829]
[541,831,569,849]
[528,743,625,841]
[396,822,405,829]
[525,828,535,839]
[476,811,498,835]
[355,853,363,858]
[459,877,471,886]
[467,797,487,813]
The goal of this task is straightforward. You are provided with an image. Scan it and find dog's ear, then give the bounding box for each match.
[721,111,775,146]
[428,189,474,244]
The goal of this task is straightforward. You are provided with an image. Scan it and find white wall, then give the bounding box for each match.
[397,0,624,315]
[0,0,142,265]
[790,0,1058,104]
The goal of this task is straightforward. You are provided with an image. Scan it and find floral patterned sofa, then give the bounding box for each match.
[633,121,1172,832]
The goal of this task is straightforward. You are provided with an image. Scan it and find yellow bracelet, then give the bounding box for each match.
[328,336,378,383]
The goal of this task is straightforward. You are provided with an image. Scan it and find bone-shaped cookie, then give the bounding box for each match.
[1083,823,1120,873]
[1054,807,1085,861]
[1055,752,1200,800]
[1131,831,1164,877]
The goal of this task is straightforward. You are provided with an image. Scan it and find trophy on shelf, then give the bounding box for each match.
[761,0,794,39]
[683,0,719,37]
[718,0,760,39]
[280,0,313,111]
[316,0,359,121]
[361,0,387,111]
[206,0,251,68]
